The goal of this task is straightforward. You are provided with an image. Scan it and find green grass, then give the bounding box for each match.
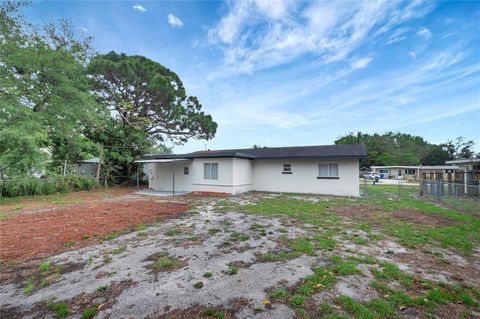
[152,253,183,270]
[63,241,76,248]
[269,288,289,299]
[80,305,98,319]
[208,227,222,235]
[0,213,8,220]
[97,285,109,292]
[39,260,51,272]
[23,277,35,295]
[230,231,250,242]
[45,301,70,318]
[203,272,213,278]
[110,245,126,255]
[165,228,180,236]
[135,223,147,231]
[243,197,343,228]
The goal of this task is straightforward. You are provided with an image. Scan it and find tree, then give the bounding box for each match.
[88,51,217,144]
[1,2,101,175]
[334,131,462,167]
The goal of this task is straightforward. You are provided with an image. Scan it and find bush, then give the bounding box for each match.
[1,175,98,198]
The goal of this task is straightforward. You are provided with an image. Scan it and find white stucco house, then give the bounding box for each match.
[136,144,366,197]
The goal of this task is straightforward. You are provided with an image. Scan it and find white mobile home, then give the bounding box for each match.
[370,165,458,180]
[137,144,366,197]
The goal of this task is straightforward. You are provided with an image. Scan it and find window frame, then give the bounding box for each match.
[282,163,292,175]
[204,163,219,180]
[183,167,189,175]
[317,163,339,179]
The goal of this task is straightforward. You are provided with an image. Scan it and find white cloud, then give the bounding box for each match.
[351,57,372,69]
[81,27,88,33]
[417,27,432,39]
[168,14,184,28]
[133,5,146,13]
[408,51,416,59]
[206,1,435,76]
[385,27,410,44]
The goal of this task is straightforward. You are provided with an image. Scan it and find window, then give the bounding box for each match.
[379,169,389,174]
[405,169,415,175]
[204,163,218,180]
[183,167,189,175]
[318,163,339,179]
[282,163,292,174]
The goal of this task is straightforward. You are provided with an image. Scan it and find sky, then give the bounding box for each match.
[23,0,480,153]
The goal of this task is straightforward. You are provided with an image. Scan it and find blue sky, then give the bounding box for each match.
[24,0,480,153]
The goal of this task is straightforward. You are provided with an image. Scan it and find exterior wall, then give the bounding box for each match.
[148,161,193,192]
[148,157,359,196]
[232,158,254,194]
[252,159,360,197]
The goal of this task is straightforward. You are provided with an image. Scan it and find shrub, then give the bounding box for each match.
[1,175,98,198]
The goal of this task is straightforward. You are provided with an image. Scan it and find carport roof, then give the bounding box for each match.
[141,144,366,160]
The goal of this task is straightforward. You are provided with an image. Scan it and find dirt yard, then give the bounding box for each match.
[0,186,479,319]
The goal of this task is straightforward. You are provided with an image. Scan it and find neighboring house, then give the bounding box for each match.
[136,144,366,197]
[370,165,458,180]
[446,158,480,173]
[73,158,100,177]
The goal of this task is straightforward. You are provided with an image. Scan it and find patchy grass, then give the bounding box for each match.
[45,300,70,318]
[80,305,98,319]
[147,252,185,271]
[203,272,213,278]
[227,264,239,275]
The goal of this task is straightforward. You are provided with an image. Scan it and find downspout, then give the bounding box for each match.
[172,160,175,196]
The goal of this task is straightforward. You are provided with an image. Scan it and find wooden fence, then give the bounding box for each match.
[420,171,480,198]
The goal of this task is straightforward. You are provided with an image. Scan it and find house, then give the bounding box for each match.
[445,158,480,187]
[136,144,366,197]
[370,165,458,180]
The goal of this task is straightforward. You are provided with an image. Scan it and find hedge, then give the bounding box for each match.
[0,175,98,198]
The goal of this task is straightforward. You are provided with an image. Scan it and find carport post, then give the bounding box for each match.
[172,160,175,196]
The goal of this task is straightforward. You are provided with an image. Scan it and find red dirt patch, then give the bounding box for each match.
[0,200,188,261]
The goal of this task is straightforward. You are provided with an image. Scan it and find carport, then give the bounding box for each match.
[134,158,191,196]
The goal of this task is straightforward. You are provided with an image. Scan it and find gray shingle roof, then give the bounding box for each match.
[142,144,366,160]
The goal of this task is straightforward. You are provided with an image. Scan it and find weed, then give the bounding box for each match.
[269,288,289,299]
[23,277,35,295]
[203,272,213,278]
[81,235,90,240]
[290,294,307,307]
[193,281,204,289]
[227,265,239,275]
[97,285,109,292]
[0,213,8,220]
[103,255,112,264]
[104,231,121,241]
[223,219,234,226]
[208,227,222,235]
[45,301,69,318]
[201,308,224,319]
[166,228,180,236]
[250,223,264,231]
[80,305,98,319]
[63,241,76,248]
[39,260,51,272]
[230,232,250,242]
[111,245,126,255]
[136,223,147,231]
[150,253,183,270]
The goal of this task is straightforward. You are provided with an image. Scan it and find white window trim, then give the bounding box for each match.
[204,163,218,180]
[318,163,339,179]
